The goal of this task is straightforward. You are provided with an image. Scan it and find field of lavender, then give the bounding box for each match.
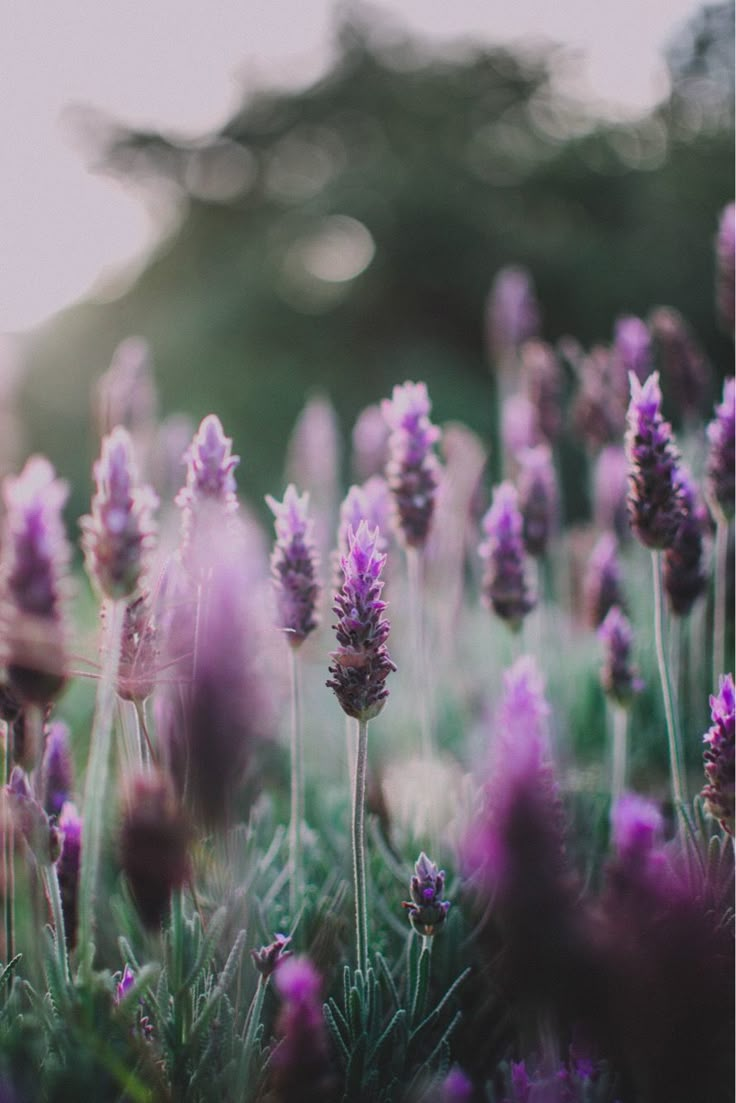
[0,205,733,1103]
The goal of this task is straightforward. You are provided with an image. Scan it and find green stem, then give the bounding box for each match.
[352,717,369,975]
[411,936,431,1025]
[713,517,729,688]
[76,597,125,980]
[407,548,438,856]
[43,863,69,985]
[288,647,303,921]
[610,703,628,804]
[652,552,686,814]
[240,976,267,1087]
[2,725,13,968]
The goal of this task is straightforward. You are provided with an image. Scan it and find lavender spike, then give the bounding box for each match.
[702,674,735,836]
[382,381,441,549]
[478,482,536,631]
[266,485,322,647]
[624,372,684,550]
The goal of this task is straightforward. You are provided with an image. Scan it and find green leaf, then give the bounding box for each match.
[190,929,247,1045]
[324,1002,351,1067]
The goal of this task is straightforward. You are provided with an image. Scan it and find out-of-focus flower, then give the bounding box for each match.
[520,340,563,445]
[271,956,337,1103]
[402,852,451,937]
[382,381,441,549]
[610,793,663,863]
[598,606,643,706]
[5,766,60,864]
[583,533,625,630]
[351,403,390,482]
[570,345,628,453]
[57,801,82,949]
[702,673,735,835]
[650,306,710,421]
[486,265,540,363]
[251,933,293,980]
[613,315,651,384]
[334,476,391,590]
[115,963,136,1005]
[592,445,630,541]
[119,770,191,928]
[715,201,735,333]
[478,483,535,632]
[516,445,558,558]
[0,456,71,706]
[40,721,73,817]
[663,468,708,617]
[81,427,158,600]
[502,392,541,460]
[176,414,239,554]
[95,336,158,441]
[706,377,735,521]
[266,485,322,647]
[624,372,684,550]
[326,522,395,721]
[439,1067,473,1103]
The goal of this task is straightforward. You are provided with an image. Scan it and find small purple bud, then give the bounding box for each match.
[592,445,630,541]
[613,315,652,384]
[478,483,536,632]
[715,202,735,333]
[115,963,136,1004]
[584,533,625,630]
[440,1067,473,1102]
[520,340,563,445]
[611,793,663,861]
[516,445,558,558]
[382,381,441,549]
[351,403,390,481]
[650,306,710,420]
[81,427,158,600]
[402,851,451,937]
[0,456,71,705]
[663,468,708,617]
[251,933,293,979]
[486,265,540,362]
[327,522,395,721]
[624,372,685,550]
[702,674,735,836]
[266,485,322,647]
[57,801,82,949]
[706,377,735,521]
[40,720,74,817]
[598,606,643,707]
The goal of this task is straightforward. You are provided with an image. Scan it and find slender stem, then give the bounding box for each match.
[352,717,369,974]
[240,976,267,1085]
[288,647,303,921]
[76,598,125,979]
[713,517,729,688]
[43,863,69,984]
[651,552,686,813]
[2,725,13,967]
[407,548,433,763]
[134,698,157,766]
[611,703,628,804]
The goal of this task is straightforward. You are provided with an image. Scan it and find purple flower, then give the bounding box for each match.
[611,793,663,862]
[663,468,708,617]
[351,403,390,481]
[440,1067,473,1102]
[95,336,157,439]
[624,372,685,550]
[402,852,451,937]
[650,306,710,421]
[598,606,643,706]
[57,801,81,948]
[326,522,396,721]
[115,963,136,1005]
[333,476,391,589]
[176,414,239,551]
[382,381,441,548]
[501,393,541,459]
[520,340,563,445]
[571,345,628,453]
[702,674,735,835]
[266,485,322,647]
[271,956,336,1103]
[81,427,158,600]
[613,315,652,384]
[592,445,630,541]
[6,766,59,865]
[516,445,558,558]
[583,533,625,630]
[478,483,536,631]
[40,720,73,817]
[715,201,735,332]
[706,377,735,521]
[251,933,293,979]
[486,265,540,362]
[0,456,71,705]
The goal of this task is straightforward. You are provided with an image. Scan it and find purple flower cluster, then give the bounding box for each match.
[251,933,293,979]
[624,372,684,549]
[382,381,441,548]
[592,445,629,540]
[520,340,563,445]
[176,414,239,550]
[486,265,540,361]
[583,533,624,630]
[663,468,707,617]
[701,673,735,836]
[516,445,558,558]
[81,427,158,600]
[570,345,628,453]
[266,485,322,647]
[706,377,735,520]
[597,606,643,706]
[40,720,73,817]
[478,483,535,631]
[327,522,395,720]
[402,852,451,937]
[271,956,336,1103]
[650,306,709,420]
[613,315,651,383]
[57,801,82,948]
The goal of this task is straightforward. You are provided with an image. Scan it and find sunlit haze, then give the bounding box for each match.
[1,0,701,334]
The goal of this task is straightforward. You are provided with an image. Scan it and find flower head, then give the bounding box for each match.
[40,720,73,817]
[571,345,628,454]
[266,485,322,647]
[251,933,293,980]
[650,306,709,420]
[402,851,451,937]
[326,522,395,721]
[81,427,158,600]
[57,801,82,949]
[176,415,239,552]
[351,403,390,481]
[271,956,336,1103]
[592,445,630,541]
[0,456,71,705]
[584,533,625,630]
[611,793,663,863]
[598,606,643,706]
[95,337,157,439]
[624,372,684,549]
[520,340,563,445]
[663,467,708,617]
[702,674,735,835]
[382,381,441,548]
[486,265,540,362]
[478,483,536,631]
[613,315,652,383]
[517,445,558,558]
[706,377,735,521]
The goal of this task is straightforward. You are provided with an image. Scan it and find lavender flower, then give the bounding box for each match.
[610,793,663,862]
[6,766,60,864]
[706,377,735,520]
[478,483,536,631]
[486,265,540,362]
[570,345,628,453]
[351,403,390,481]
[439,1068,473,1103]
[81,427,158,600]
[0,456,71,705]
[583,533,625,630]
[382,381,441,548]
[251,933,293,979]
[271,956,336,1103]
[40,721,73,817]
[592,444,629,540]
[326,522,395,720]
[57,801,81,948]
[663,468,708,617]
[598,606,643,706]
[520,340,563,445]
[501,392,540,459]
[176,414,239,550]
[613,315,651,383]
[95,337,157,440]
[115,963,136,1004]
[516,445,558,558]
[119,770,191,927]
[650,306,709,420]
[624,372,684,550]
[702,673,735,835]
[266,485,322,647]
[715,201,735,332]
[333,476,390,589]
[402,852,451,937]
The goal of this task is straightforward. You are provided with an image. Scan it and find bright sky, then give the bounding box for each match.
[0,0,701,335]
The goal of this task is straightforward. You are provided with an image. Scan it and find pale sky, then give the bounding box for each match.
[0,0,701,335]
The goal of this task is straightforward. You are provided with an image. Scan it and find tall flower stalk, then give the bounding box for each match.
[706,378,735,687]
[327,523,395,972]
[598,606,643,801]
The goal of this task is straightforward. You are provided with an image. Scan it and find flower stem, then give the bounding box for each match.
[713,517,730,688]
[43,863,69,985]
[651,552,686,813]
[407,547,438,854]
[2,726,14,969]
[76,597,125,980]
[610,702,628,804]
[288,647,304,921]
[352,717,369,974]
